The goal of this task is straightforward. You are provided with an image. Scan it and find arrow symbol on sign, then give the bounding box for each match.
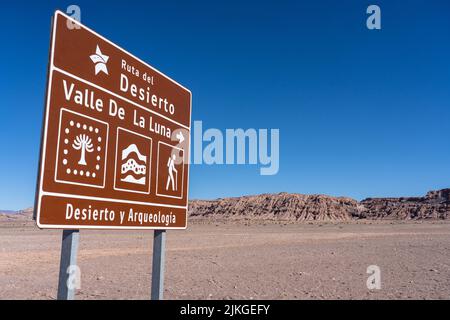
[176,131,184,143]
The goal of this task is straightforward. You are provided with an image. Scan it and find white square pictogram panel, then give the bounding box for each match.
[55,108,109,188]
[114,127,152,194]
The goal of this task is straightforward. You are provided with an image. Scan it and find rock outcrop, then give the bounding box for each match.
[359,189,450,220]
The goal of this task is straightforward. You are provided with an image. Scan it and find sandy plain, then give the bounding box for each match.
[0,218,449,299]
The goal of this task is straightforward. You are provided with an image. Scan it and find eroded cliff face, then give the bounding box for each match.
[189,193,358,221]
[189,189,450,221]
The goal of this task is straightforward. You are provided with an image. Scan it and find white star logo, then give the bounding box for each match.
[90,45,109,75]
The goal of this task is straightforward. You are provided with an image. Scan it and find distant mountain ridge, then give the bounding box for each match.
[0,207,33,222]
[0,210,16,214]
[0,207,33,215]
[2,189,449,222]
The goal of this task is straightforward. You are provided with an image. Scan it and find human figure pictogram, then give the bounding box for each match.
[165,154,178,191]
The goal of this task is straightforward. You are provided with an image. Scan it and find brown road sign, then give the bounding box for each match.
[35,11,191,230]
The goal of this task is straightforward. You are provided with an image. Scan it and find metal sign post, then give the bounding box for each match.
[151,230,166,300]
[57,229,80,300]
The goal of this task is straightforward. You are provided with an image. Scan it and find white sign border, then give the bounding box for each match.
[34,10,191,230]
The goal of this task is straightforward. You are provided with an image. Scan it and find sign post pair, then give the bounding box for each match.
[35,11,191,299]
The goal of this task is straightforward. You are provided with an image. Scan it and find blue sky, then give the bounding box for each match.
[1,0,449,210]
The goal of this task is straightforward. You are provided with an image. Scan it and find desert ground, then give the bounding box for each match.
[1,218,450,300]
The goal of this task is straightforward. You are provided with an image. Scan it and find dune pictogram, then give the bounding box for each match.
[120,144,147,185]
[113,128,152,194]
